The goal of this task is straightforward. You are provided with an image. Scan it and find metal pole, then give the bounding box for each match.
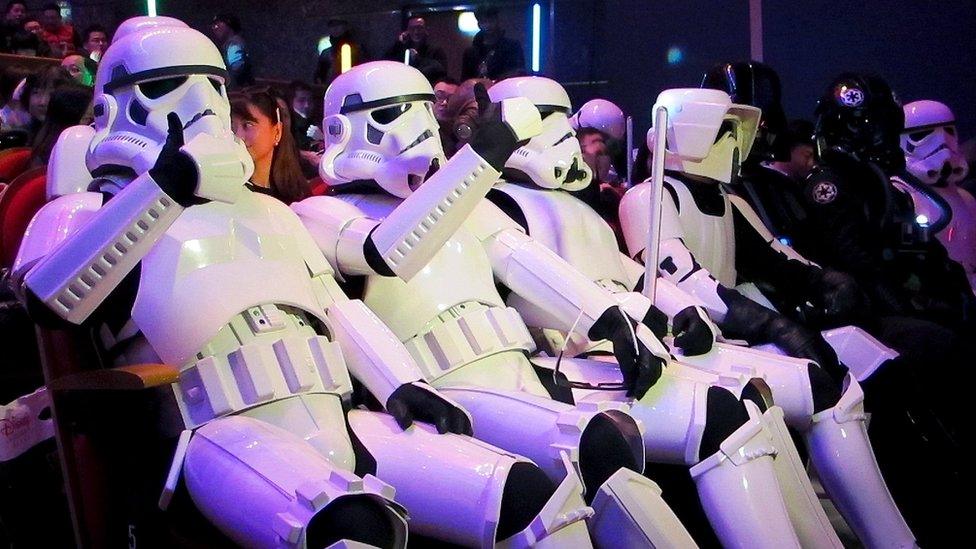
[643,105,668,302]
[625,115,634,189]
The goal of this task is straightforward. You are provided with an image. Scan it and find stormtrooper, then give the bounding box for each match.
[487,77,911,549]
[12,17,598,548]
[901,99,976,293]
[305,65,842,549]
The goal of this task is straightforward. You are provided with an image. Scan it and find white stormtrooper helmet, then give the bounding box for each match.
[901,100,969,186]
[488,76,592,191]
[87,16,246,176]
[569,98,626,141]
[648,88,760,184]
[319,61,445,198]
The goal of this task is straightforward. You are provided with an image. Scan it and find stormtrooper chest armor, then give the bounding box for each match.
[492,181,629,290]
[340,193,535,380]
[664,176,738,287]
[130,192,351,427]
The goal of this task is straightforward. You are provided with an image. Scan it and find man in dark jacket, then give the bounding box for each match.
[461,7,525,80]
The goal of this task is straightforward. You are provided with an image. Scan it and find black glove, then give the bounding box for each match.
[386,381,473,435]
[588,307,663,399]
[148,112,201,207]
[641,304,669,339]
[717,286,846,382]
[672,306,714,356]
[466,83,523,171]
[812,268,865,325]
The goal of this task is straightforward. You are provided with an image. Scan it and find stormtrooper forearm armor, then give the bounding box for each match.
[325,298,427,405]
[656,238,731,322]
[20,172,183,324]
[467,201,622,336]
[295,145,501,280]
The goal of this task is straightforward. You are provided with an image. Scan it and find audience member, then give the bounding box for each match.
[1,1,26,52]
[38,3,79,58]
[5,16,42,55]
[211,13,254,89]
[384,16,447,82]
[314,18,368,86]
[766,119,817,180]
[79,23,108,62]
[60,54,95,86]
[287,79,315,150]
[21,65,73,139]
[572,127,627,245]
[432,76,458,123]
[440,77,491,157]
[28,82,92,167]
[230,86,309,203]
[461,7,525,80]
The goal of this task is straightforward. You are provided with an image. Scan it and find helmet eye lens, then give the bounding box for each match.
[139,76,189,99]
[209,77,223,93]
[370,103,412,124]
[945,126,956,136]
[909,129,934,141]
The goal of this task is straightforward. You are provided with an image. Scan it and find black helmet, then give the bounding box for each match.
[701,61,789,162]
[814,73,905,174]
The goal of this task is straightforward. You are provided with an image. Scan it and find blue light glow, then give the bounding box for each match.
[666,46,684,65]
[916,214,929,227]
[532,3,541,72]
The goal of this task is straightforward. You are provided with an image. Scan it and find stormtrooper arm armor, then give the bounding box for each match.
[16,172,183,325]
[325,298,472,434]
[297,96,541,281]
[294,145,501,280]
[325,298,426,404]
[470,200,670,358]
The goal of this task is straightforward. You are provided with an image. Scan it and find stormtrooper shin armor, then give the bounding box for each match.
[615,89,913,548]
[15,19,592,548]
[901,100,976,292]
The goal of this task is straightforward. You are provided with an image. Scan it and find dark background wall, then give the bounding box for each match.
[27,0,975,137]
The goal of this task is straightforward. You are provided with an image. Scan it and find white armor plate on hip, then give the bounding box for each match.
[176,305,352,428]
[404,304,536,381]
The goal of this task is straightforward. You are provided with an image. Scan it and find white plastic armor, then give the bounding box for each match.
[570,99,626,141]
[308,62,541,280]
[648,89,759,184]
[489,77,593,191]
[324,193,698,545]
[87,17,251,177]
[902,100,969,185]
[899,100,976,291]
[328,151,812,548]
[618,88,914,548]
[47,124,95,198]
[13,17,597,548]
